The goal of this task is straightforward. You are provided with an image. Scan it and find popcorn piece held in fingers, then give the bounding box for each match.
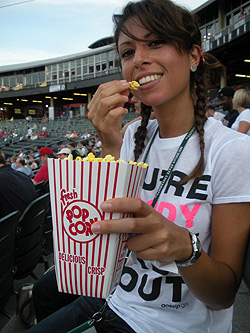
[129,81,140,90]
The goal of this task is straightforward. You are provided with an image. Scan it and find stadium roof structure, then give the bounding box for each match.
[88,36,114,49]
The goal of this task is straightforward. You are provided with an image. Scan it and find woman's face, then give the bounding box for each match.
[118,18,197,108]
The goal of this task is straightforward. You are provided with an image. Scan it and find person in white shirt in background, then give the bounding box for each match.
[205,104,225,121]
[27,127,32,140]
[27,155,38,170]
[78,140,89,157]
[232,89,250,136]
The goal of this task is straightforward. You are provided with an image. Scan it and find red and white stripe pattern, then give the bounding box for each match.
[48,159,146,298]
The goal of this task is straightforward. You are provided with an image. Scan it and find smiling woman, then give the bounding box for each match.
[28,1,250,333]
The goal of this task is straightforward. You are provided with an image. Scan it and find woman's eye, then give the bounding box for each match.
[150,39,165,47]
[121,49,134,58]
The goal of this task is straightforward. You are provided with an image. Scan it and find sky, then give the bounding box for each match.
[0,0,207,67]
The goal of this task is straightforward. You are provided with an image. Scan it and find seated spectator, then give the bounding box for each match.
[32,147,55,185]
[30,148,37,155]
[66,141,82,159]
[205,104,224,121]
[4,134,10,146]
[10,155,17,170]
[78,140,89,157]
[16,158,34,178]
[27,127,32,140]
[81,129,91,139]
[64,131,71,139]
[57,144,66,152]
[28,155,39,170]
[0,150,6,159]
[93,135,102,157]
[30,133,38,140]
[9,131,14,143]
[57,148,71,159]
[0,155,37,218]
[18,149,24,158]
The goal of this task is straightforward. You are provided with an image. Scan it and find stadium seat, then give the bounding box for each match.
[43,209,53,256]
[35,179,49,196]
[0,211,21,313]
[14,193,51,279]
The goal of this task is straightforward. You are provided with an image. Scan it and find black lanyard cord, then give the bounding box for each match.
[142,123,196,208]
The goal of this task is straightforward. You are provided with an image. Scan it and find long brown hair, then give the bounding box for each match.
[113,0,224,181]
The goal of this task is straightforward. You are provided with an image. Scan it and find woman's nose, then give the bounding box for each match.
[133,46,151,67]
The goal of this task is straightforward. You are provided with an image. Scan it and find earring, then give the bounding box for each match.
[191,65,197,72]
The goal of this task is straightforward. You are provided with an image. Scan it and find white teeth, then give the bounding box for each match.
[138,74,162,85]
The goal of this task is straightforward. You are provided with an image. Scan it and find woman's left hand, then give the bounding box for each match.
[91,197,192,264]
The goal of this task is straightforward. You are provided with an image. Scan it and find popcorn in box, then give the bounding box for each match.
[48,156,147,298]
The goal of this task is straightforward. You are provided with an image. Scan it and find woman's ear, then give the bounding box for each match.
[189,45,201,68]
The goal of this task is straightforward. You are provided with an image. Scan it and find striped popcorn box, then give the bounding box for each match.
[48,158,146,298]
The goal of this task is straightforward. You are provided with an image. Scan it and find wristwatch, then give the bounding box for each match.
[176,230,202,267]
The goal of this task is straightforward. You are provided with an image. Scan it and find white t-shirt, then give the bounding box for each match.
[95,140,102,148]
[108,117,250,333]
[231,108,250,136]
[214,111,225,121]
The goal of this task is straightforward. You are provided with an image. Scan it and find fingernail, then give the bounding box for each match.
[101,202,112,211]
[120,80,129,86]
[91,223,100,233]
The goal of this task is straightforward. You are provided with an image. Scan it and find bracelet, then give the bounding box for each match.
[175,230,202,267]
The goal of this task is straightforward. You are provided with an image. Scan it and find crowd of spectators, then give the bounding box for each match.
[0,129,102,187]
[0,124,48,146]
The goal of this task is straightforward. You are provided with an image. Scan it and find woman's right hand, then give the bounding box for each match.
[88,80,130,158]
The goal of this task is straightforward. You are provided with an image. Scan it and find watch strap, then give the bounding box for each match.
[176,230,202,267]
